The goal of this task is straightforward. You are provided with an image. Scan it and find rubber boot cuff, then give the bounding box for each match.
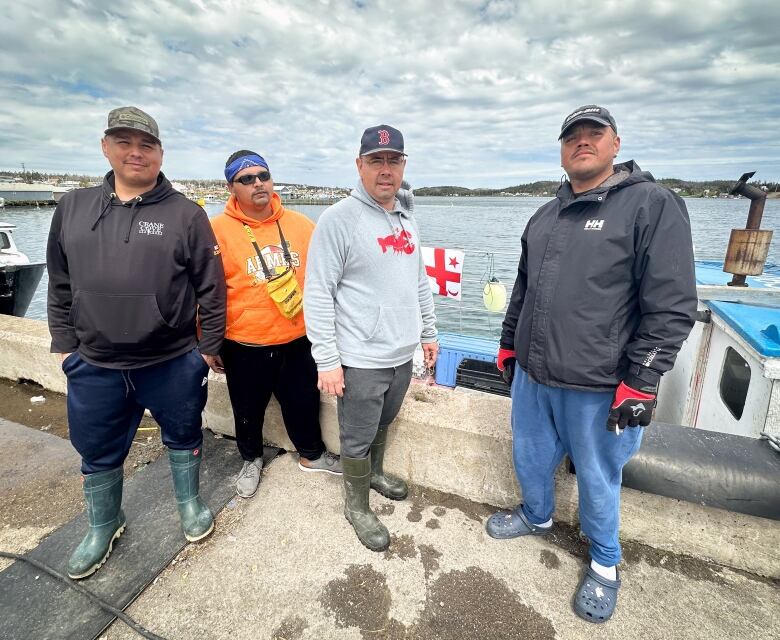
[168,447,214,542]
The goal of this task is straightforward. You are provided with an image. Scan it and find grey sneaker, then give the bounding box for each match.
[236,457,263,498]
[298,451,342,475]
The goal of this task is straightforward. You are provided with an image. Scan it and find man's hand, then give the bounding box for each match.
[59,352,73,363]
[318,367,345,397]
[607,381,657,434]
[422,341,439,370]
[202,353,225,374]
[497,347,516,386]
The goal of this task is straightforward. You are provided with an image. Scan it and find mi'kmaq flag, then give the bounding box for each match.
[422,246,465,300]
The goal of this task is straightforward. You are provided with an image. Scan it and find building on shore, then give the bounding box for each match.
[0,182,56,205]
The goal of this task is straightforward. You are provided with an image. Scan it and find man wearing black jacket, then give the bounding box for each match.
[46,106,226,579]
[486,105,697,623]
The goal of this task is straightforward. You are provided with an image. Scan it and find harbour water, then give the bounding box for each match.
[5,195,779,340]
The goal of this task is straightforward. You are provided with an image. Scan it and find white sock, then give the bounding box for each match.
[590,560,617,581]
[538,518,552,528]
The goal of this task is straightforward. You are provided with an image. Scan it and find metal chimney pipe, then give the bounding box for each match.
[723,172,773,287]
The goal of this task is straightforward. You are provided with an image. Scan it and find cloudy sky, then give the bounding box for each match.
[1,0,778,188]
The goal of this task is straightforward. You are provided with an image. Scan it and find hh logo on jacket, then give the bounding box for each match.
[584,219,604,231]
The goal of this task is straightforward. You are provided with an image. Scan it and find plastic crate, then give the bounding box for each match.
[455,358,511,396]
[435,332,498,387]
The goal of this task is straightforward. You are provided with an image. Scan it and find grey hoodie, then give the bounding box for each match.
[304,181,437,370]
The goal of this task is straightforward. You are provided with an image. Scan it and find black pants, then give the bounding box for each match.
[220,337,325,462]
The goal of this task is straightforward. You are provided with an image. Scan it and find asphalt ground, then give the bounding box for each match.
[1,414,777,640]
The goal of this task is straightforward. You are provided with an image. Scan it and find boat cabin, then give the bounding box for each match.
[0,223,30,267]
[655,261,780,439]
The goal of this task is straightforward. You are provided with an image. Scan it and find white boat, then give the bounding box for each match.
[0,222,45,317]
[0,222,30,267]
[656,262,780,440]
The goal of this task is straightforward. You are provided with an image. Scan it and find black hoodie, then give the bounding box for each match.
[47,171,226,369]
[500,161,697,392]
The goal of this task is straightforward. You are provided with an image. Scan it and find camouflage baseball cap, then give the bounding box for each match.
[104,106,161,143]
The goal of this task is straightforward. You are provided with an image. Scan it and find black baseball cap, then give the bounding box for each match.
[558,105,617,140]
[359,124,406,156]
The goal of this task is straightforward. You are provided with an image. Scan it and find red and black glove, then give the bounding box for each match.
[607,373,658,434]
[497,347,516,386]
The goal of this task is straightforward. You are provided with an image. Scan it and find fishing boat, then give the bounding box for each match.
[0,222,46,317]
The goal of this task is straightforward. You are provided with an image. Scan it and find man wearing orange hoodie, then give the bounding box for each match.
[211,150,341,498]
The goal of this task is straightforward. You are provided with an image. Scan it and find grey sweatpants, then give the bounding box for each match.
[337,360,413,458]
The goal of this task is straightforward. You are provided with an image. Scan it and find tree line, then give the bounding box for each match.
[3,169,777,199]
[415,178,780,198]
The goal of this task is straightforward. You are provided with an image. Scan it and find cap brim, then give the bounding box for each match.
[360,148,407,156]
[558,116,614,139]
[104,126,161,144]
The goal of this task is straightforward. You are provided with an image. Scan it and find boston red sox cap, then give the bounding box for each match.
[359,124,406,156]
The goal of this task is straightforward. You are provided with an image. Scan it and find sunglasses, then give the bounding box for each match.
[233,171,271,185]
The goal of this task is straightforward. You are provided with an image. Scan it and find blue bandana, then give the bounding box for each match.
[225,154,269,182]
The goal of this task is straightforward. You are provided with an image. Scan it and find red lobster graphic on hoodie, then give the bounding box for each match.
[377,228,415,254]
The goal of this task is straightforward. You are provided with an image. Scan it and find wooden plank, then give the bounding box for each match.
[697,285,780,304]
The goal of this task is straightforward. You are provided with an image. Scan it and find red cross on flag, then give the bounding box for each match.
[422,246,465,300]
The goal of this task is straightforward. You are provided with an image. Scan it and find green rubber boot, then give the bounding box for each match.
[67,467,126,580]
[370,425,408,500]
[343,456,390,552]
[168,447,214,542]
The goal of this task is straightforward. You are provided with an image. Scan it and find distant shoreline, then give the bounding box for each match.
[2,192,779,209]
[413,192,780,200]
[414,179,780,199]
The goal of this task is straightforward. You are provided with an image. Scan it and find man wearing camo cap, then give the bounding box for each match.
[47,106,226,579]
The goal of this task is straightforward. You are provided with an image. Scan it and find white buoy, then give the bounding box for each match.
[482,278,507,312]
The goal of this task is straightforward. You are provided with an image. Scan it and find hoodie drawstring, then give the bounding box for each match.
[124,196,143,243]
[381,208,407,240]
[91,193,117,230]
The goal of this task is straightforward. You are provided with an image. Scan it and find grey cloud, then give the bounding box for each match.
[0,0,778,187]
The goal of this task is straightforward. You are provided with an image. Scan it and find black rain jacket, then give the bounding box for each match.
[500,161,697,392]
[47,171,226,368]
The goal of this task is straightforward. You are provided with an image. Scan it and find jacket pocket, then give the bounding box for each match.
[364,305,422,351]
[72,291,175,351]
[225,306,278,342]
[546,312,618,385]
[608,313,620,373]
[61,351,80,373]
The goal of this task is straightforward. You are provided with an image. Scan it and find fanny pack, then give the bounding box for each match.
[243,222,303,320]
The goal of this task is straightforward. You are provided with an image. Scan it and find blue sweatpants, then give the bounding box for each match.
[64,348,210,474]
[511,369,643,566]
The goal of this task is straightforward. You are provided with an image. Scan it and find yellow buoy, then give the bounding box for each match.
[482,278,507,313]
[196,197,206,207]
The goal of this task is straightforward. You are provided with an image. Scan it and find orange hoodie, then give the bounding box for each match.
[210,192,314,345]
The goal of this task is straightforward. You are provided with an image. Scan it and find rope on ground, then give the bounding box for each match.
[0,550,168,640]
[760,431,780,453]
